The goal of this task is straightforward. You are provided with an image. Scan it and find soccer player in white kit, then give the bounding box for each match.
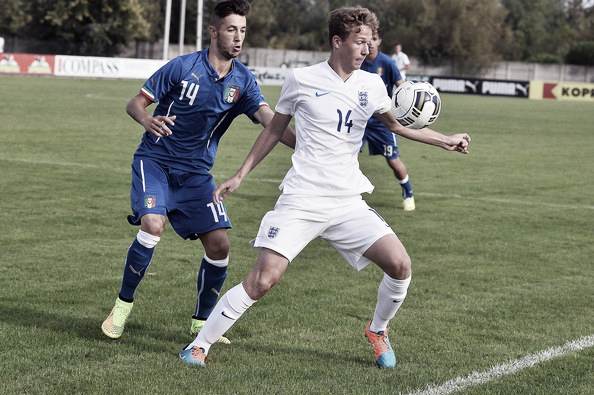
[179,6,471,368]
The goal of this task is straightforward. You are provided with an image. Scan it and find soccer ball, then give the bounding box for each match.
[392,80,441,129]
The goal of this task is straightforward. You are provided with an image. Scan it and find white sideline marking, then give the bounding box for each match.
[3,157,593,210]
[413,191,594,210]
[407,335,594,395]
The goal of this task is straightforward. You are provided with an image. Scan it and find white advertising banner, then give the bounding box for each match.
[54,55,167,79]
[248,66,292,86]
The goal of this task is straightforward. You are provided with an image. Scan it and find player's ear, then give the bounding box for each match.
[332,36,340,49]
[209,25,217,40]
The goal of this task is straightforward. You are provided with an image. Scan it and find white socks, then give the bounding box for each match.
[187,274,410,352]
[370,274,411,333]
[189,283,257,354]
[204,253,229,267]
[136,229,160,248]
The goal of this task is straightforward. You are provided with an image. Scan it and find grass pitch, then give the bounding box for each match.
[0,75,592,394]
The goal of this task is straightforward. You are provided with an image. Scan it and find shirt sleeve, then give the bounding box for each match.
[140,57,184,104]
[274,70,298,116]
[240,77,270,124]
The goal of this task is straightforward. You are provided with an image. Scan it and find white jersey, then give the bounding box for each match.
[275,61,391,197]
[391,51,410,80]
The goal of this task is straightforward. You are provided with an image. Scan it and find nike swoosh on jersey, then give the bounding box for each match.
[315,92,330,97]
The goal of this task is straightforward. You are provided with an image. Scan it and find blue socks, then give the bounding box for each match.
[118,230,160,302]
[193,256,228,320]
[119,238,155,302]
[117,230,228,321]
[399,175,414,199]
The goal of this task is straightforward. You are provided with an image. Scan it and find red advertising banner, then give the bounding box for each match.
[0,53,55,75]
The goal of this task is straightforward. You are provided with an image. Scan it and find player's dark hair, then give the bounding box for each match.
[210,0,252,28]
[327,7,379,48]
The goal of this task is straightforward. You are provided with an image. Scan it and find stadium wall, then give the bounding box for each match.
[238,48,594,84]
[1,51,593,102]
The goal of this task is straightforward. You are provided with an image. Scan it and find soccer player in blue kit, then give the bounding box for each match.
[360,29,416,211]
[101,0,295,341]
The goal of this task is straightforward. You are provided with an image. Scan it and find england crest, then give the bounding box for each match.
[358,91,368,107]
[267,226,280,239]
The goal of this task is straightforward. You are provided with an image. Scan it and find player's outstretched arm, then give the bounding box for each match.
[376,110,471,154]
[254,105,296,149]
[213,112,293,204]
[126,93,176,139]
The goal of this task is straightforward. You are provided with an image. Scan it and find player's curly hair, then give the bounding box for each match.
[211,0,252,28]
[327,7,379,48]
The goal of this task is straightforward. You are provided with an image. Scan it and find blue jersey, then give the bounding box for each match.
[361,51,402,130]
[134,49,268,172]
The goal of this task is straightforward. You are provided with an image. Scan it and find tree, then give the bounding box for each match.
[1,0,592,66]
[246,0,330,50]
[0,0,32,35]
[368,0,507,76]
[0,0,152,56]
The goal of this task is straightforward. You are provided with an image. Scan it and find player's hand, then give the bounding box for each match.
[213,176,242,205]
[146,115,176,138]
[446,133,471,154]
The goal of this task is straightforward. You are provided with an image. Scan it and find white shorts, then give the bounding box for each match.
[250,194,395,270]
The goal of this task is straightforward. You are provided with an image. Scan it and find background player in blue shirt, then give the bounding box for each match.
[101,0,295,341]
[361,29,416,211]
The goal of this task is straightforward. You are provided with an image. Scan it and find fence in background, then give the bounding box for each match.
[3,35,593,83]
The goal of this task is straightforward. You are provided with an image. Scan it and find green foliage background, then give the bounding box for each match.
[0,0,593,65]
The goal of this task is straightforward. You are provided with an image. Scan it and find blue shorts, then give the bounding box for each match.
[127,157,231,240]
[360,123,400,159]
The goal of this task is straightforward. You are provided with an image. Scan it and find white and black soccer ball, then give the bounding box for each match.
[391,80,441,129]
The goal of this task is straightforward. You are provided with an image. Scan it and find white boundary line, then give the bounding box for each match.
[411,191,594,210]
[3,157,593,210]
[407,334,594,395]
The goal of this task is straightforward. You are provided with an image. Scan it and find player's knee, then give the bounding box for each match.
[140,214,166,237]
[244,277,276,300]
[251,281,274,300]
[385,253,411,280]
[199,230,230,260]
[203,239,230,261]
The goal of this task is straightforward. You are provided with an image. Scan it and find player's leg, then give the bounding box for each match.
[384,134,415,210]
[364,233,411,325]
[117,214,165,302]
[363,233,411,368]
[180,194,322,365]
[190,228,231,343]
[323,200,409,368]
[166,170,233,339]
[179,248,289,365]
[386,157,411,195]
[367,129,414,211]
[102,158,168,339]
